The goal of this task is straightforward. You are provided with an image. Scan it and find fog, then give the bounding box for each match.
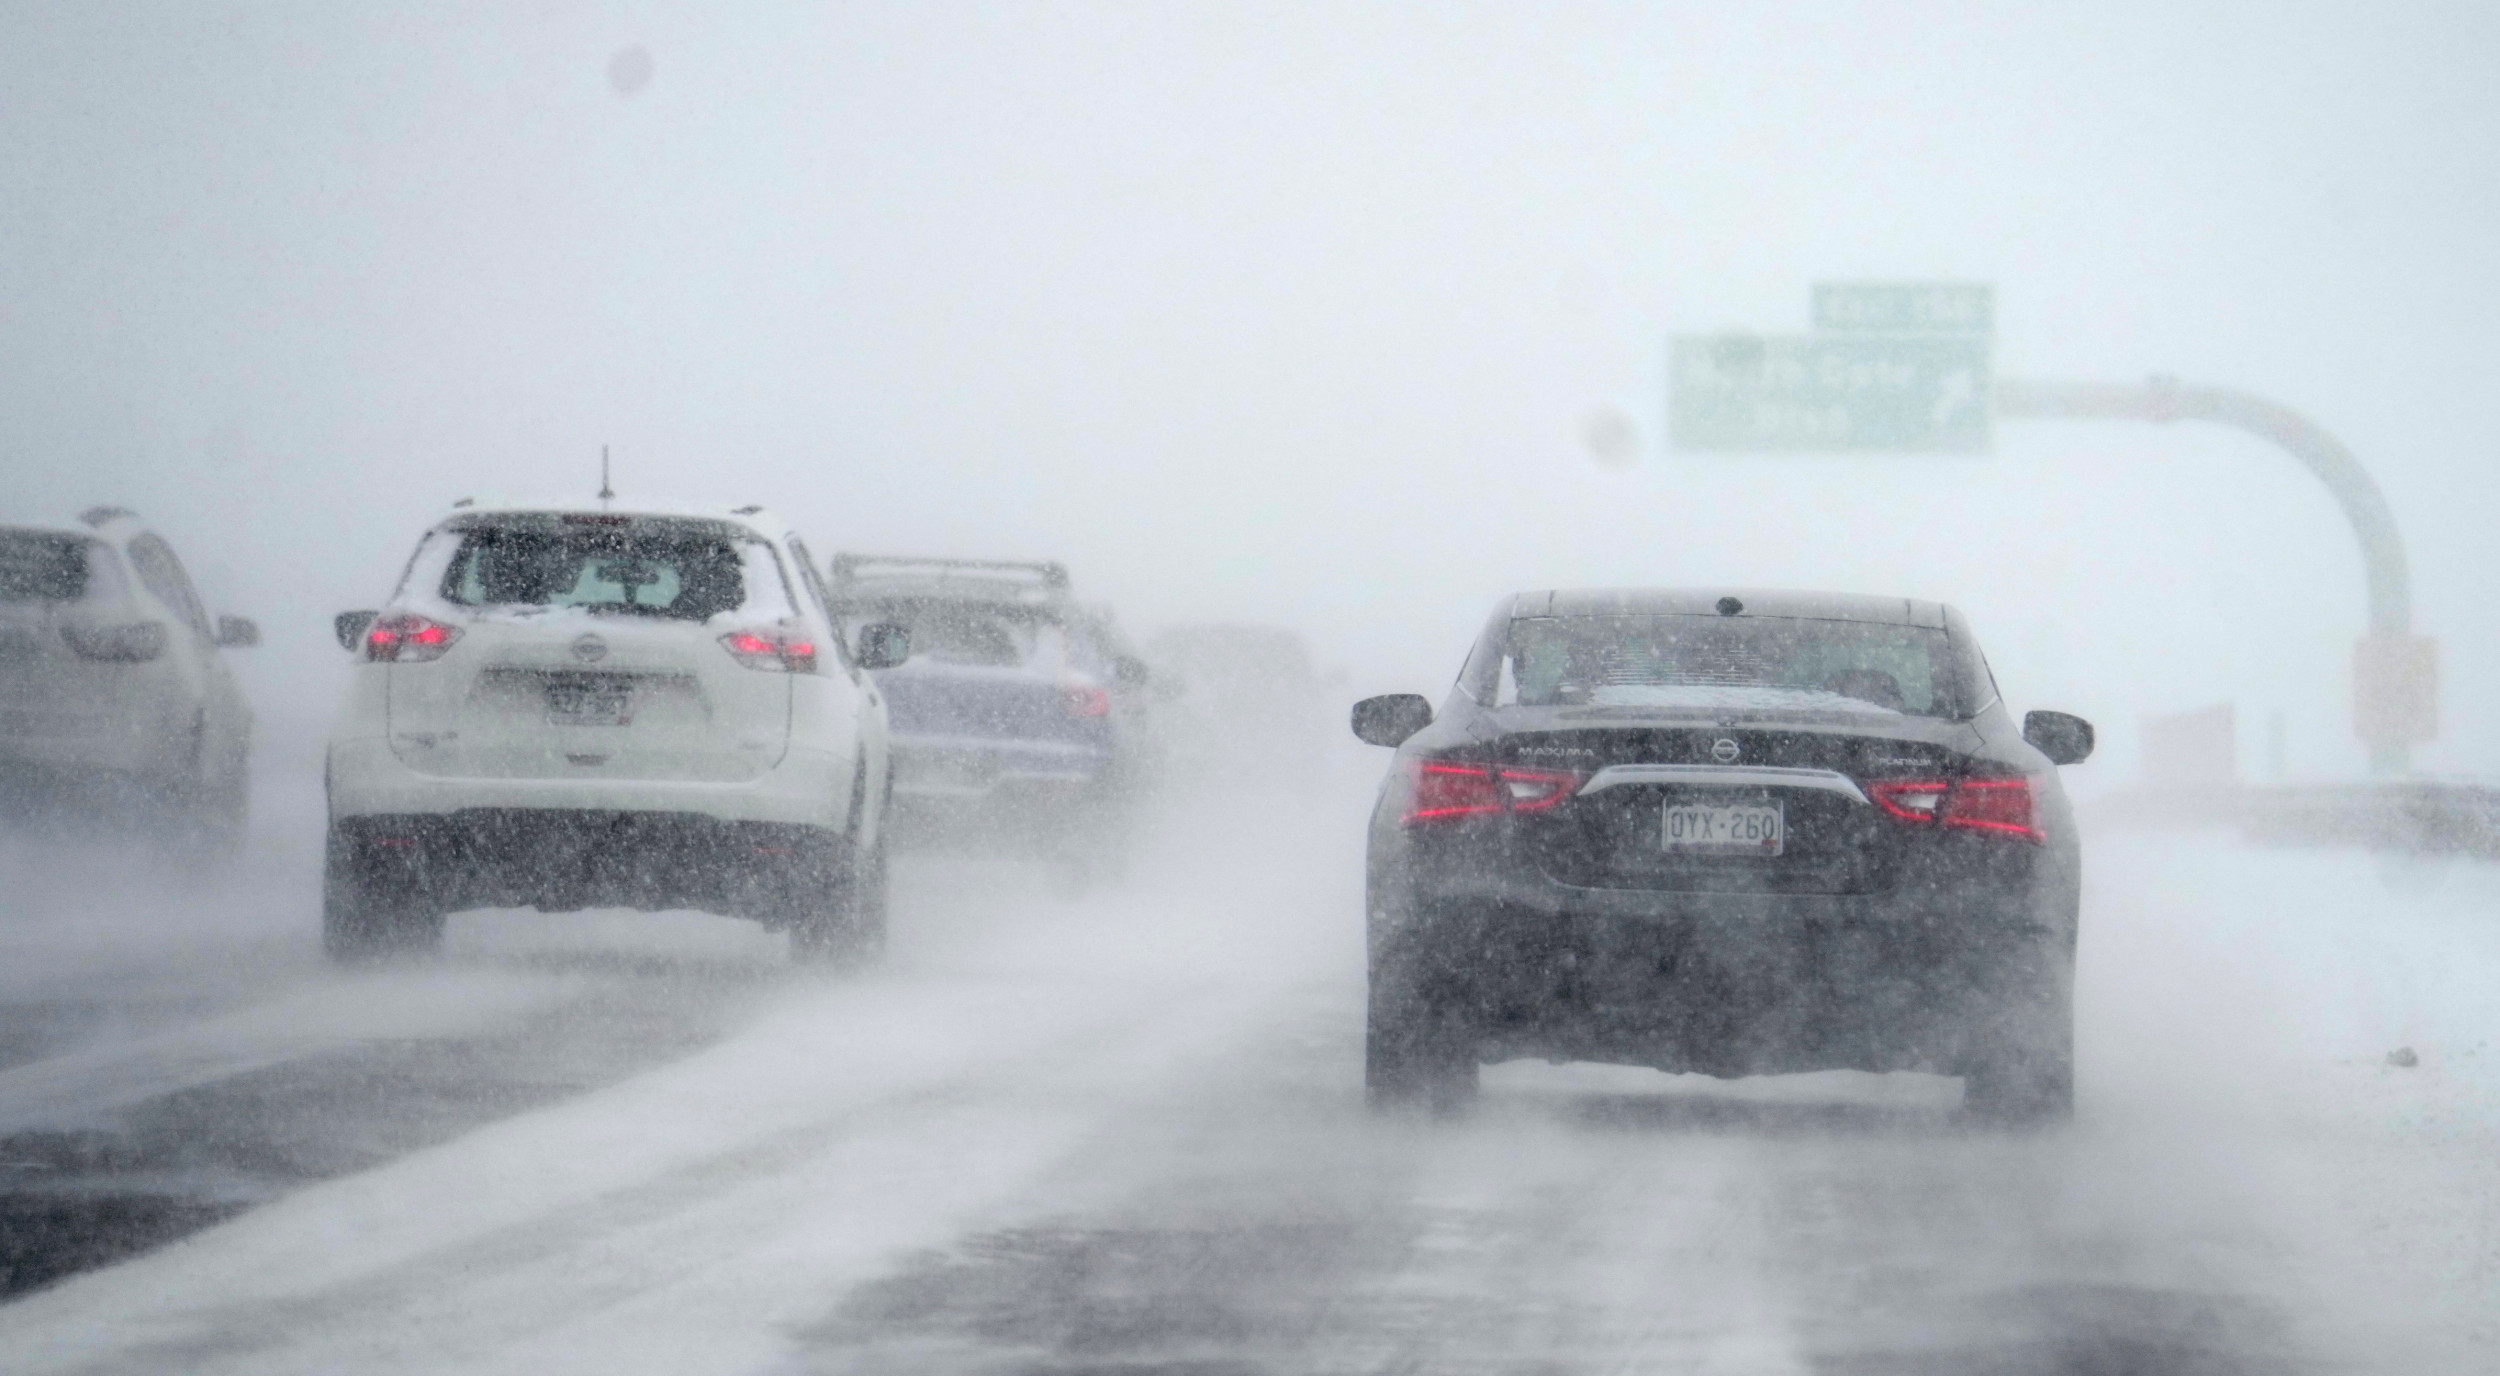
[8,3,2497,774]
[2,4,2496,1371]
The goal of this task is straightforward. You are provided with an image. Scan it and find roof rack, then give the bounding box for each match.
[78,506,138,528]
[828,554,1071,591]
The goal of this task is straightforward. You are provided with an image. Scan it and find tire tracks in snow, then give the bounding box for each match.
[0,968,1294,1376]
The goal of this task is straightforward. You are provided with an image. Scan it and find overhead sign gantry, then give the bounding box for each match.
[1668,284,2436,774]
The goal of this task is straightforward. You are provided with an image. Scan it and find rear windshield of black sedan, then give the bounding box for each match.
[1491,615,1977,718]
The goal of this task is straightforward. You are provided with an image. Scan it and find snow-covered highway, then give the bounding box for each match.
[0,784,2493,1374]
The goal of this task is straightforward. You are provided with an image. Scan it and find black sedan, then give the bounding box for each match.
[1352,589,2094,1122]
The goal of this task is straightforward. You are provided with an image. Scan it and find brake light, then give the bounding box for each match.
[365,614,462,663]
[1869,777,2042,843]
[1940,778,2044,843]
[1061,684,1110,718]
[61,621,167,662]
[719,629,817,673]
[1403,761,1583,825]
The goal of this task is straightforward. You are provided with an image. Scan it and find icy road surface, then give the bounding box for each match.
[0,785,2493,1374]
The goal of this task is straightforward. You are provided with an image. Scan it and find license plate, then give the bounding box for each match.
[1661,801,1784,856]
[547,682,633,726]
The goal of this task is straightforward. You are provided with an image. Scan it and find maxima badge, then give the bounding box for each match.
[571,634,609,664]
[1711,738,1741,763]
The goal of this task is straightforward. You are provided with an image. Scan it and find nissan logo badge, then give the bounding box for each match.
[1711,738,1741,763]
[571,634,608,664]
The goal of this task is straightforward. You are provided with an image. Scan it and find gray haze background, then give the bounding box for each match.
[5,1,2497,787]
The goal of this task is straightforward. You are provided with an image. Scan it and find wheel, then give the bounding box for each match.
[1365,951,1479,1114]
[152,713,245,865]
[175,763,249,867]
[1960,981,2075,1125]
[789,828,886,967]
[1041,785,1132,899]
[1961,1041,2073,1124]
[844,826,890,960]
[321,824,444,963]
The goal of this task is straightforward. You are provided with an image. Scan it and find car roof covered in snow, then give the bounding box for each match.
[1513,588,1949,629]
[824,554,1074,610]
[431,500,797,543]
[1,508,152,542]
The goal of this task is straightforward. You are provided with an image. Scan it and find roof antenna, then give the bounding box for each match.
[598,445,614,508]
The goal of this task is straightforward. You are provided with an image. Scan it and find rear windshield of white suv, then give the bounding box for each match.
[0,531,100,603]
[436,520,788,622]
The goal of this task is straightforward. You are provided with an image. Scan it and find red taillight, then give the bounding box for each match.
[1403,761,1583,825]
[1869,777,2042,844]
[1940,778,2044,842]
[365,614,462,663]
[1061,684,1110,718]
[718,629,816,673]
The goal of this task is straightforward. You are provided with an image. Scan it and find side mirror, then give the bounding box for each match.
[2024,710,2095,766]
[1352,693,1434,748]
[855,622,910,671]
[1113,654,1152,687]
[335,610,377,651]
[214,615,261,648]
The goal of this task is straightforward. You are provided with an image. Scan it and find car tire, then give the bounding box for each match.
[321,824,444,963]
[180,764,249,866]
[790,829,886,967]
[1365,954,1480,1114]
[1960,982,2075,1126]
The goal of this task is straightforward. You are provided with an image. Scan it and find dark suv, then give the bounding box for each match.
[1352,589,2094,1121]
[826,555,1151,889]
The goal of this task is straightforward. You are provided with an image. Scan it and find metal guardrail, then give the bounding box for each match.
[2084,781,2500,861]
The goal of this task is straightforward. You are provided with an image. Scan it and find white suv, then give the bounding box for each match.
[324,503,907,963]
[0,508,258,853]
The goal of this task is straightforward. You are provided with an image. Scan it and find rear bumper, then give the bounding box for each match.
[888,775,1128,851]
[0,736,171,783]
[0,706,193,780]
[1376,859,2074,1078]
[888,733,1110,800]
[326,735,850,829]
[884,732,1126,852]
[331,810,837,924]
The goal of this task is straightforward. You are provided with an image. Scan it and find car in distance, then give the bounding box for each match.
[1352,589,2093,1122]
[825,554,1152,891]
[1145,622,1333,781]
[0,507,259,854]
[324,503,907,962]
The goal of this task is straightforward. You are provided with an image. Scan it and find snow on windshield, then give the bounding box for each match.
[1495,615,1961,716]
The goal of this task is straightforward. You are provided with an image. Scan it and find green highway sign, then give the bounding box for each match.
[1812,281,1993,335]
[1670,333,1992,452]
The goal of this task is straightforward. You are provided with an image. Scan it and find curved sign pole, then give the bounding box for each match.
[1994,376,2430,775]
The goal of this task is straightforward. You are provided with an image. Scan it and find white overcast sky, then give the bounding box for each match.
[5,2,2497,780]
